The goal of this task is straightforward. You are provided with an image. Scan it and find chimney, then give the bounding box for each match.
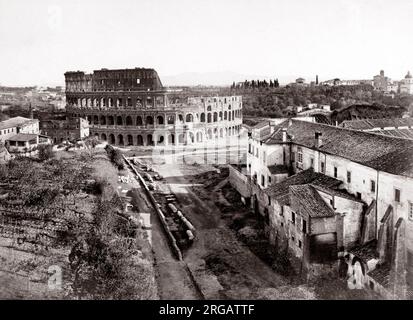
[282,128,287,142]
[315,131,322,148]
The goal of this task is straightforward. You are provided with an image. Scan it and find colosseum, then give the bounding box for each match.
[65,68,242,147]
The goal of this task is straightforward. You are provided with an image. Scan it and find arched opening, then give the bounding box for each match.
[126,134,133,146]
[87,115,92,124]
[147,134,154,146]
[146,116,154,125]
[167,115,174,124]
[186,114,193,122]
[188,132,195,144]
[117,134,124,145]
[126,116,133,126]
[100,116,106,125]
[168,134,175,145]
[214,128,218,138]
[228,112,232,121]
[213,112,218,122]
[109,134,115,144]
[207,113,212,123]
[108,98,113,107]
[200,113,205,123]
[136,116,143,126]
[224,111,227,120]
[178,114,184,124]
[178,133,185,144]
[219,111,223,121]
[232,110,235,120]
[137,135,143,146]
[93,115,99,125]
[207,129,212,139]
[101,133,107,141]
[196,132,203,142]
[157,135,164,144]
[117,116,123,126]
[108,116,114,125]
[157,115,164,125]
[219,128,223,137]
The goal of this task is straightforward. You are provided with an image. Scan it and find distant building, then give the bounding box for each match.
[400,71,413,94]
[373,70,390,91]
[0,116,39,143]
[295,77,306,84]
[40,117,90,144]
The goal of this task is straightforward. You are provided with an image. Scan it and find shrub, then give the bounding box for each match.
[37,144,55,161]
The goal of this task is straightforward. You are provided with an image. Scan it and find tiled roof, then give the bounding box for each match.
[0,117,33,130]
[264,119,413,178]
[310,184,364,203]
[368,128,413,140]
[264,168,341,205]
[350,240,378,261]
[267,164,289,175]
[367,263,391,288]
[341,118,413,130]
[7,133,38,142]
[289,184,335,218]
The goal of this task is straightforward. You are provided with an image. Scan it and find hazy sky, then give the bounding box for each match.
[1,0,412,86]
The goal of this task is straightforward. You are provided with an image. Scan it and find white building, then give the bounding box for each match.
[0,117,39,143]
[400,71,413,94]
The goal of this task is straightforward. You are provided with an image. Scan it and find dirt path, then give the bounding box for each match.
[153,163,289,299]
[122,165,201,300]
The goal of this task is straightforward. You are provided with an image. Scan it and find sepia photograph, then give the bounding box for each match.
[0,0,412,315]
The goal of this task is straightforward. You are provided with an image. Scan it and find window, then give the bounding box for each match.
[268,175,272,184]
[281,222,284,227]
[297,147,303,163]
[298,240,302,248]
[291,212,296,224]
[302,220,307,234]
[370,180,376,193]
[291,236,295,242]
[263,151,266,164]
[261,174,265,186]
[248,143,251,153]
[395,189,401,203]
[409,202,413,220]
[310,157,314,168]
[334,166,338,178]
[268,196,271,206]
[347,171,351,183]
[356,192,362,200]
[136,78,140,84]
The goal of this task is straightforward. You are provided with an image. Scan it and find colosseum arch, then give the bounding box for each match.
[214,128,218,138]
[117,134,124,145]
[101,133,107,141]
[232,110,235,120]
[228,112,232,121]
[219,111,223,121]
[147,134,154,146]
[157,135,165,145]
[196,131,203,142]
[126,116,133,126]
[213,112,218,122]
[186,113,193,122]
[178,133,185,144]
[137,135,144,146]
[224,111,227,120]
[117,116,123,125]
[188,132,195,144]
[93,115,99,125]
[108,116,114,125]
[157,115,164,125]
[177,114,184,124]
[109,134,115,144]
[146,116,154,125]
[195,113,199,122]
[117,98,122,107]
[207,128,212,139]
[167,115,174,125]
[207,113,212,123]
[207,105,212,111]
[93,98,98,107]
[219,128,224,137]
[100,115,106,125]
[136,116,143,126]
[108,98,113,107]
[200,113,206,123]
[101,98,106,108]
[127,134,133,146]
[168,134,175,145]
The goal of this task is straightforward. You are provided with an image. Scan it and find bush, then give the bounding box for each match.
[105,145,124,170]
[37,144,55,161]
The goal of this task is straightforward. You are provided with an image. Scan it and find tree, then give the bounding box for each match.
[37,144,54,161]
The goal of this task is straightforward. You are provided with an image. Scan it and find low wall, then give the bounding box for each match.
[228,165,251,198]
[123,156,183,261]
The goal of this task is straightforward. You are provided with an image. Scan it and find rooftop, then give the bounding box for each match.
[341,118,413,130]
[290,184,335,218]
[267,164,289,175]
[7,133,38,142]
[264,168,341,205]
[0,117,34,130]
[262,119,413,178]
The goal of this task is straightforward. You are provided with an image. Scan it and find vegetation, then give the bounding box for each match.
[105,144,125,170]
